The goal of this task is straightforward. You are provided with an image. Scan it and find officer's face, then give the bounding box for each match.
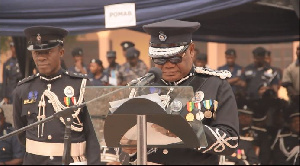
[32,46,63,76]
[107,57,116,65]
[254,55,265,67]
[238,113,252,127]
[225,54,236,66]
[194,59,207,68]
[73,56,83,63]
[127,57,138,67]
[89,62,102,74]
[10,46,16,57]
[155,43,195,82]
[289,116,299,134]
[265,55,271,65]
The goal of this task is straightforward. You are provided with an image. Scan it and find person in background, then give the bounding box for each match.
[120,41,135,57]
[2,42,23,104]
[68,47,88,75]
[117,47,148,86]
[89,59,109,86]
[270,105,299,165]
[193,53,208,68]
[239,99,271,165]
[218,48,244,95]
[104,51,120,86]
[282,45,299,106]
[265,50,282,88]
[0,107,25,165]
[240,47,279,100]
[221,102,260,165]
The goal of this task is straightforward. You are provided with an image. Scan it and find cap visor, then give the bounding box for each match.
[149,45,189,58]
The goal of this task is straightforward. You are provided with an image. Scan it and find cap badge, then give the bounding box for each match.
[124,43,129,48]
[36,34,42,44]
[159,31,167,42]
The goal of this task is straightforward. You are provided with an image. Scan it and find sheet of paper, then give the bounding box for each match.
[109,93,165,113]
[123,122,182,145]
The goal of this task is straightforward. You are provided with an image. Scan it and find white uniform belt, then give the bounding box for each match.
[26,138,86,157]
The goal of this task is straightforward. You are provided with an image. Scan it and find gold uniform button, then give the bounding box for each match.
[27,111,30,115]
[2,148,5,151]
[48,135,52,140]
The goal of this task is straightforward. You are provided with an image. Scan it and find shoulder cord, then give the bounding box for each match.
[37,79,87,136]
[202,125,238,153]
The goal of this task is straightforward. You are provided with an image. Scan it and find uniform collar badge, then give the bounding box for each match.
[159,31,167,42]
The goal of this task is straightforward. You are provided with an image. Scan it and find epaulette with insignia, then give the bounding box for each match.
[194,67,232,79]
[64,70,88,79]
[17,74,39,86]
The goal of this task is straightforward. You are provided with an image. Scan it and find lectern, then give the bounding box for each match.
[84,86,208,165]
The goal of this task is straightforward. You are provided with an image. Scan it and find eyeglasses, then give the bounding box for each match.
[152,52,186,65]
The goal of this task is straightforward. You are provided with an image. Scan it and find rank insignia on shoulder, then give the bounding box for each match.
[195,67,232,79]
[24,91,38,104]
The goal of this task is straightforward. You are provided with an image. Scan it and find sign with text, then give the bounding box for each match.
[105,3,136,28]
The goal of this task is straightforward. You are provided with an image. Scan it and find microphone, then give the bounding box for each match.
[128,67,162,86]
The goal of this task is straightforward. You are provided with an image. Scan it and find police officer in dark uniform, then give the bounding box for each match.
[2,42,23,104]
[0,107,25,165]
[88,59,109,86]
[118,47,148,86]
[238,100,271,165]
[218,48,244,95]
[120,41,135,57]
[123,19,239,165]
[68,47,89,75]
[221,103,260,165]
[241,47,279,100]
[270,105,299,165]
[104,51,120,86]
[13,26,100,165]
[193,53,208,68]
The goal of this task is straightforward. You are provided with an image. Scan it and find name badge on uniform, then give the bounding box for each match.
[24,91,38,104]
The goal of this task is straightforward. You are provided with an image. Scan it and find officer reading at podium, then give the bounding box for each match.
[12,26,100,165]
[123,19,239,165]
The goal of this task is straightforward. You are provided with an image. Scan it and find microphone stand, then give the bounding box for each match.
[0,86,129,165]
[0,103,85,165]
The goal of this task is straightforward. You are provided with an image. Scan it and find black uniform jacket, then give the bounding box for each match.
[13,69,100,165]
[130,67,239,165]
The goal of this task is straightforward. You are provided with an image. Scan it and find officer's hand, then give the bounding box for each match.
[120,136,137,154]
[151,124,177,137]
